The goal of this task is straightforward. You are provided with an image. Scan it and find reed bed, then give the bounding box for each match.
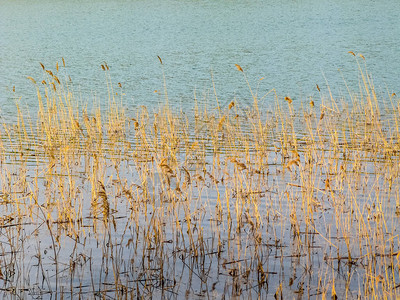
[0,58,399,299]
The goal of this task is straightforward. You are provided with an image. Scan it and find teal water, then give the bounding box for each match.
[1,1,400,298]
[1,0,399,114]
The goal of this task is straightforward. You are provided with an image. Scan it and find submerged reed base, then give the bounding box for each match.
[0,62,399,299]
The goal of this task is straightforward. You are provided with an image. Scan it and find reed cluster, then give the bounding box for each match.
[0,59,399,299]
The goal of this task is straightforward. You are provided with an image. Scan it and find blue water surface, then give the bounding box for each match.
[0,0,399,116]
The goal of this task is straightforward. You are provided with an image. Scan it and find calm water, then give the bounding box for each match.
[1,1,400,297]
[1,0,399,116]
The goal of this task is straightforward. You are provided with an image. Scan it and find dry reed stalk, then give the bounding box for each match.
[0,62,398,298]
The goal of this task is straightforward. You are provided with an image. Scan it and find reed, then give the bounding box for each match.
[0,58,399,298]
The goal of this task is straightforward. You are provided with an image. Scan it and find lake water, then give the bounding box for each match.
[1,1,400,298]
[1,0,399,116]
